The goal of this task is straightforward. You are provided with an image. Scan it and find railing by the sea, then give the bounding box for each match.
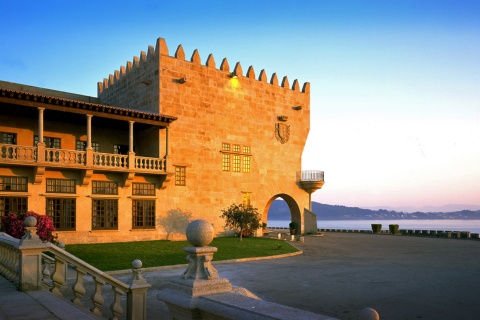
[265,227,479,240]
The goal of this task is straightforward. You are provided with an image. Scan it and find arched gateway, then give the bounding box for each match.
[263,194,302,234]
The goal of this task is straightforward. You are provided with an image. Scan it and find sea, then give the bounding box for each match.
[267,219,480,234]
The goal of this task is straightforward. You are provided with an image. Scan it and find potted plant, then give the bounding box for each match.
[389,224,399,235]
[289,221,298,235]
[371,224,382,234]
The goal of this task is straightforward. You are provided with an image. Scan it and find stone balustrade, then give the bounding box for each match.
[0,142,165,173]
[134,155,166,171]
[0,144,36,163]
[93,152,128,168]
[0,233,20,285]
[0,217,150,320]
[45,148,86,165]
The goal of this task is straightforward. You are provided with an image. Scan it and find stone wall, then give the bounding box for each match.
[99,38,312,236]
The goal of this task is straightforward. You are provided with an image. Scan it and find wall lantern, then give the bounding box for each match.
[292,106,302,111]
[229,72,238,79]
[178,77,187,84]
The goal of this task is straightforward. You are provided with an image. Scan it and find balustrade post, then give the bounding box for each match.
[71,267,87,306]
[127,259,151,320]
[36,143,46,163]
[85,148,94,166]
[128,151,136,170]
[164,155,171,172]
[41,256,54,287]
[111,286,125,320]
[50,255,67,297]
[18,216,51,291]
[90,276,106,316]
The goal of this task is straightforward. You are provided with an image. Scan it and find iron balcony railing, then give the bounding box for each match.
[297,170,324,182]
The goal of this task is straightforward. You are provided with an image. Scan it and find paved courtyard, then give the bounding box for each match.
[119,232,480,319]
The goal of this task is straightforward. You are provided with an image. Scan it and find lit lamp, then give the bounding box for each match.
[229,72,238,79]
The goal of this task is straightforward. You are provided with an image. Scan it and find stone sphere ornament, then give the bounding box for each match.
[186,219,214,247]
[132,259,142,269]
[24,215,37,227]
[359,307,380,320]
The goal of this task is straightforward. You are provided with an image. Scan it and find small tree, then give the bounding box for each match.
[220,203,261,241]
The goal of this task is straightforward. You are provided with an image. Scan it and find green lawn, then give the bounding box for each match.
[65,237,298,271]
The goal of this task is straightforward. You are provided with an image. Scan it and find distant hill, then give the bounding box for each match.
[268,200,480,220]
[364,204,480,213]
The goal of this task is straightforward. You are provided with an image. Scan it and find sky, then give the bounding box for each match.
[1,0,479,211]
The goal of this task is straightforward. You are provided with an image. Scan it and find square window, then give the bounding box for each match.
[46,179,76,193]
[92,199,118,230]
[35,136,61,149]
[76,141,100,152]
[132,182,155,196]
[132,200,155,229]
[92,181,118,195]
[47,198,76,231]
[175,166,186,186]
[222,154,231,171]
[0,176,28,192]
[222,143,230,151]
[0,132,17,145]
[243,156,251,173]
[242,192,251,206]
[0,197,27,218]
[233,155,241,172]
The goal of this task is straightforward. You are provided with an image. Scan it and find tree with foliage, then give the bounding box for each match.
[220,203,261,241]
[1,211,57,243]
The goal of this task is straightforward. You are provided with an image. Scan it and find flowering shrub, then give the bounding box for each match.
[1,211,56,243]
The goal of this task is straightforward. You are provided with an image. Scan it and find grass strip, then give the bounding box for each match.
[65,237,298,271]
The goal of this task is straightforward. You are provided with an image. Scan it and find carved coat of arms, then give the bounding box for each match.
[275,123,290,144]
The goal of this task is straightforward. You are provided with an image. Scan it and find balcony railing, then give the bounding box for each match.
[93,152,128,168]
[0,144,36,163]
[297,170,324,182]
[45,148,86,165]
[135,156,165,170]
[0,143,166,173]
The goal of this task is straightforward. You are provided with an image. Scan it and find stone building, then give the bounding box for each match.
[0,37,323,244]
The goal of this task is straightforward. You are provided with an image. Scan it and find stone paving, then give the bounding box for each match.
[127,232,480,319]
[2,232,480,319]
[0,275,99,320]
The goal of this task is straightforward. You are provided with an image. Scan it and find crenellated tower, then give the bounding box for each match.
[98,37,316,235]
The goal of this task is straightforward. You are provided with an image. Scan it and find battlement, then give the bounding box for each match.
[97,37,310,95]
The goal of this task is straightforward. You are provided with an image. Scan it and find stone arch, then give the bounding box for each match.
[263,193,302,234]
